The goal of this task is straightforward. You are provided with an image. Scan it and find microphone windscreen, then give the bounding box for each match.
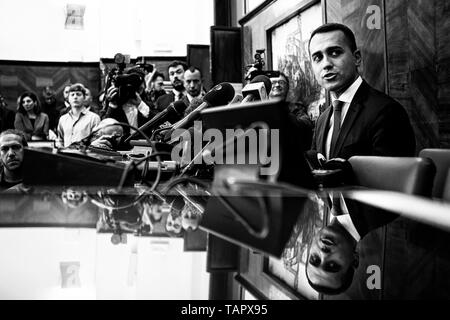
[203,82,235,107]
[173,99,188,114]
[251,75,272,94]
[166,100,188,123]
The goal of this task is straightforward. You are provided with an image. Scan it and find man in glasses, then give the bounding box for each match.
[269,72,314,150]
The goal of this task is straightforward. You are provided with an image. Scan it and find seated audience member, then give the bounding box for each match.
[0,129,27,191]
[0,93,15,132]
[41,87,60,133]
[15,91,49,141]
[58,84,72,116]
[57,83,100,147]
[155,61,188,112]
[103,67,151,136]
[84,87,101,115]
[269,72,313,127]
[269,72,314,151]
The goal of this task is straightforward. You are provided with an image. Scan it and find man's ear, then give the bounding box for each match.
[353,49,362,68]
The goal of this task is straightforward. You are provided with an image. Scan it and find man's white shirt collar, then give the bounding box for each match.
[330,76,363,104]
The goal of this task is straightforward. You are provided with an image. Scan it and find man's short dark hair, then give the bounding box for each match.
[0,129,28,147]
[305,263,355,295]
[186,66,202,76]
[150,71,165,82]
[309,23,357,54]
[68,83,87,96]
[167,60,188,72]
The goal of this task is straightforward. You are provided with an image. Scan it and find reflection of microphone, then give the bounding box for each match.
[227,94,243,106]
[125,100,187,142]
[170,82,235,131]
[241,75,272,103]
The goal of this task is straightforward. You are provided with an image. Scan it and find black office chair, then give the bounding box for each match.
[443,169,450,202]
[348,156,435,196]
[337,156,436,299]
[419,149,450,199]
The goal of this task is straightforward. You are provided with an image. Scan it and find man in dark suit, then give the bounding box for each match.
[309,23,415,161]
[305,23,416,294]
[155,61,189,112]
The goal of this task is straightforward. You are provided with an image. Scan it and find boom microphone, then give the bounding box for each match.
[125,100,188,141]
[241,75,272,103]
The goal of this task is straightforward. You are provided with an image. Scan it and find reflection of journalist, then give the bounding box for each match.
[304,22,415,294]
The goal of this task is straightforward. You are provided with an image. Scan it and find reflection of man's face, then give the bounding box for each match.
[166,212,182,234]
[0,134,24,172]
[306,222,357,291]
[269,76,288,100]
[184,69,202,97]
[181,202,202,231]
[309,30,361,96]
[168,65,186,91]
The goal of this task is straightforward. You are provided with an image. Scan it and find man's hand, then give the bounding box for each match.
[105,86,119,109]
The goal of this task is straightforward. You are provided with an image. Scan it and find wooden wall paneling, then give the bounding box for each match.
[326,0,386,92]
[0,61,100,110]
[187,44,213,91]
[210,27,242,84]
[386,0,440,151]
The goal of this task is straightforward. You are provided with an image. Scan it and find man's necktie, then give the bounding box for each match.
[329,100,343,158]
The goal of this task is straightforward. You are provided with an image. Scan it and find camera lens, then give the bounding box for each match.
[255,53,261,60]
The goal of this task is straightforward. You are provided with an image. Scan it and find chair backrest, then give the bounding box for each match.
[346,156,436,300]
[419,149,450,198]
[443,169,450,202]
[348,156,436,196]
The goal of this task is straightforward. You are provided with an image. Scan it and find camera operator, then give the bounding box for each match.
[102,66,152,137]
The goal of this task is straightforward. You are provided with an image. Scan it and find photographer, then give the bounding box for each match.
[102,66,151,137]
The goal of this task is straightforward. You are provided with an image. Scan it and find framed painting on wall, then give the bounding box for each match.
[267,0,325,122]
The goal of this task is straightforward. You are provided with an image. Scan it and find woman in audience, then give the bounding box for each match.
[15,91,49,141]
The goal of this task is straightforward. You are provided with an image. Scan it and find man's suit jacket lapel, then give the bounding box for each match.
[181,95,190,107]
[330,81,369,158]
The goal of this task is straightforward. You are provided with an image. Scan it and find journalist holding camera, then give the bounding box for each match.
[102,66,152,139]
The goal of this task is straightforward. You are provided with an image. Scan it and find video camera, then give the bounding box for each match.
[135,56,155,74]
[244,49,280,82]
[102,53,149,106]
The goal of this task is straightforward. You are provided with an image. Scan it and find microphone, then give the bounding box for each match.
[170,82,235,132]
[241,75,272,103]
[125,100,188,142]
